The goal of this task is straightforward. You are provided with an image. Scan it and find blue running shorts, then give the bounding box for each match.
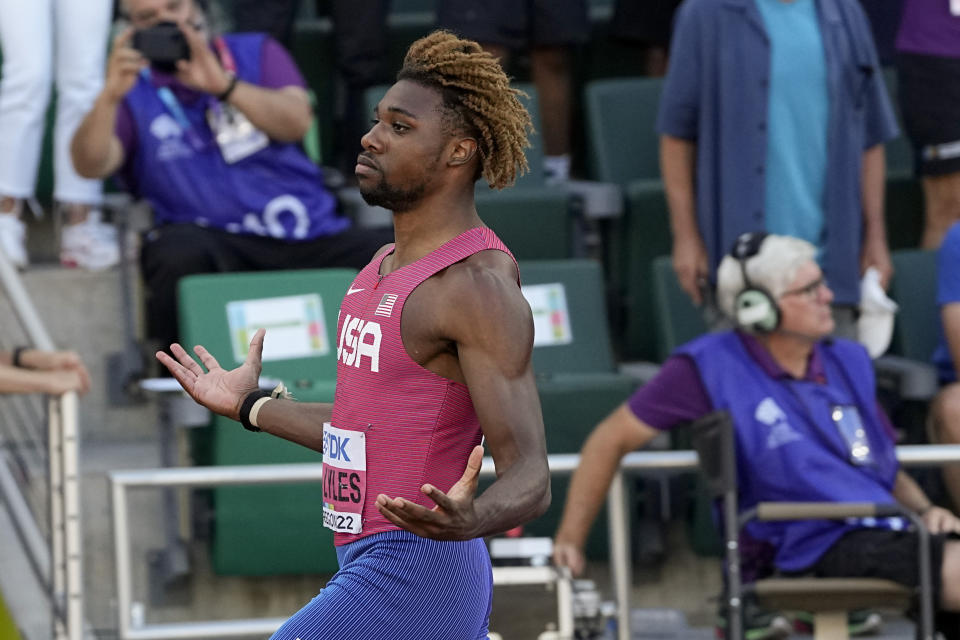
[269,530,493,640]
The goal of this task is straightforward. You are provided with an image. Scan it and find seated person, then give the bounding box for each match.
[70,0,392,349]
[931,221,960,514]
[552,233,960,638]
[0,347,90,395]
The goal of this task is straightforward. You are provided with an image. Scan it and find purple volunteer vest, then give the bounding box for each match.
[679,332,899,571]
[122,33,348,240]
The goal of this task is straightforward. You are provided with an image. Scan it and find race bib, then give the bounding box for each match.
[952,0,960,16]
[207,104,269,164]
[322,423,365,534]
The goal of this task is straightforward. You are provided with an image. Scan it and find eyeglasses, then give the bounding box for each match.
[780,276,827,300]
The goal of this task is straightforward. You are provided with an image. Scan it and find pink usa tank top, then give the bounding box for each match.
[326,227,516,545]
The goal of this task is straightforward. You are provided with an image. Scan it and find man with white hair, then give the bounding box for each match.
[552,232,960,638]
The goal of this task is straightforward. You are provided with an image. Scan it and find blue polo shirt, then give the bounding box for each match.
[656,0,898,305]
[935,222,960,383]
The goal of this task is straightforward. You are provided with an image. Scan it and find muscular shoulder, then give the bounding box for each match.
[438,250,524,318]
[432,250,533,369]
[442,249,519,295]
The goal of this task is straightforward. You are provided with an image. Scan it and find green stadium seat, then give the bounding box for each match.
[585,77,663,185]
[889,249,938,362]
[518,259,639,557]
[584,78,673,360]
[877,249,938,443]
[609,180,673,359]
[178,268,357,575]
[651,255,708,361]
[475,187,574,260]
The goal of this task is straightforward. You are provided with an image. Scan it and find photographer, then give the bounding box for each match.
[70,0,392,350]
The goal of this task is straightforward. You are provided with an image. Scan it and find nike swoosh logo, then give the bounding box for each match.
[346,287,365,295]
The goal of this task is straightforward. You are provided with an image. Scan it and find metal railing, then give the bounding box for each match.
[0,247,83,640]
[108,444,960,640]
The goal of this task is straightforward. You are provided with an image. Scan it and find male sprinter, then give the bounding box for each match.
[158,30,550,640]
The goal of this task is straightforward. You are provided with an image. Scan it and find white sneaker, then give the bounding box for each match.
[60,210,119,271]
[0,213,28,268]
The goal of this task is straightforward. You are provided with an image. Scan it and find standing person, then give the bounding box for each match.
[71,0,393,350]
[553,233,960,639]
[895,0,960,249]
[0,0,118,270]
[157,30,550,640]
[659,0,898,331]
[437,0,588,184]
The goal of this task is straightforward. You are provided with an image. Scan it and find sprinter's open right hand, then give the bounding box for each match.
[156,328,265,420]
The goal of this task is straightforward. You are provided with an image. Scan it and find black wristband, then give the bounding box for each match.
[238,390,270,432]
[11,346,29,369]
[216,72,239,102]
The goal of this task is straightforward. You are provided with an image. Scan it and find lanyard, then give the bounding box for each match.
[212,36,237,73]
[143,68,205,151]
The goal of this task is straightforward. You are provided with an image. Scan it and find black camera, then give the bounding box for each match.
[132,21,190,68]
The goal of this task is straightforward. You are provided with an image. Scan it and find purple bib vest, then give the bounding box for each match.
[122,33,347,240]
[679,332,898,571]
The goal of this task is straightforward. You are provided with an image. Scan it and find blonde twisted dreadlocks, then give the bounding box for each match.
[398,30,533,190]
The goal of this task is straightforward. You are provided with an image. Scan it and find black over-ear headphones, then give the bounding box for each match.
[731,231,780,333]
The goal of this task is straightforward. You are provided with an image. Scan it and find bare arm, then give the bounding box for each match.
[0,365,88,395]
[661,134,708,305]
[222,84,312,143]
[0,348,91,395]
[250,397,331,453]
[454,269,550,535]
[860,143,893,288]
[156,329,330,453]
[376,258,550,540]
[552,404,661,575]
[177,22,311,142]
[893,469,960,534]
[71,29,141,178]
[943,304,960,375]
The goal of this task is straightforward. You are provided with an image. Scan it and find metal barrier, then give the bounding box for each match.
[0,247,83,640]
[109,445,960,640]
[109,456,581,640]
